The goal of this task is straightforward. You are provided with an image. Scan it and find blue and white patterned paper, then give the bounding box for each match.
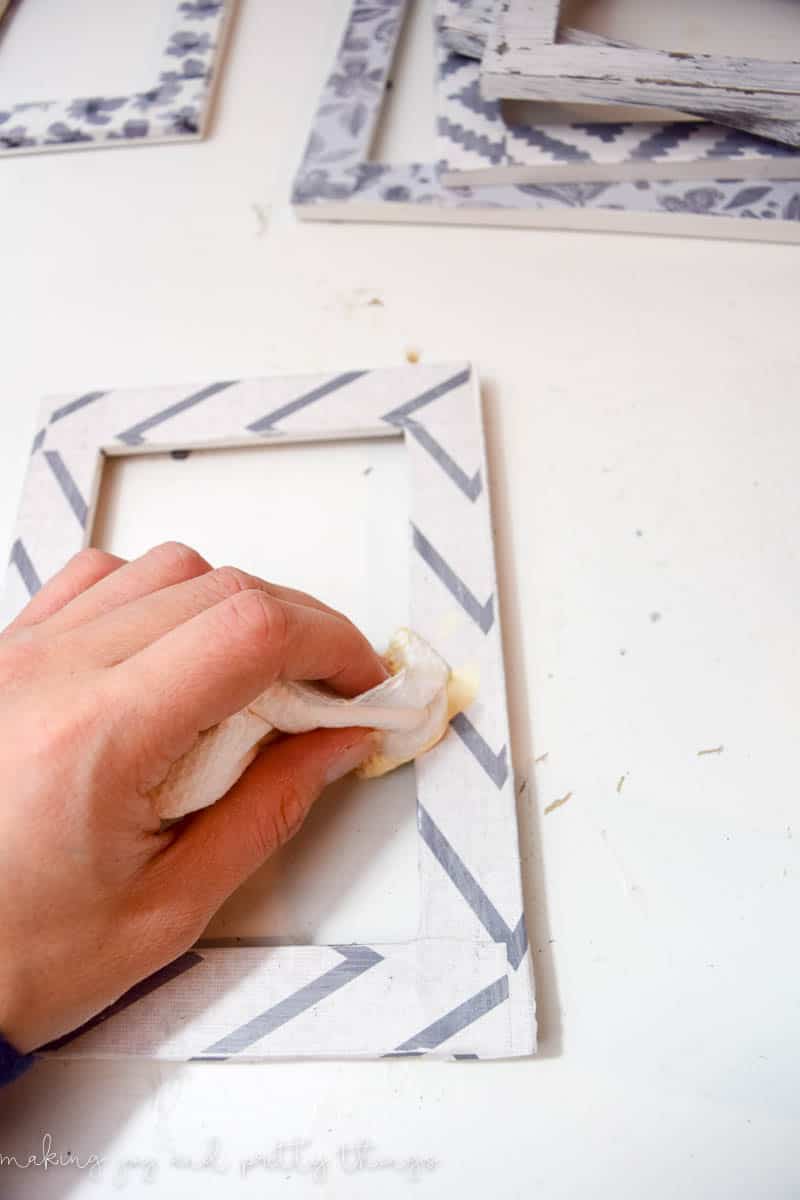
[5,364,537,1061]
[0,0,233,155]
[292,0,800,236]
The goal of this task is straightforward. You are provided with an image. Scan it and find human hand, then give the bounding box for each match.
[0,542,386,1053]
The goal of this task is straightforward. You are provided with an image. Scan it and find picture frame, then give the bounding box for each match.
[437,0,800,186]
[291,0,800,241]
[4,363,537,1061]
[481,0,800,147]
[0,0,235,156]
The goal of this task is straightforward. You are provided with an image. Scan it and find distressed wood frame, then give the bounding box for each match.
[436,0,800,186]
[3,364,536,1061]
[481,0,800,146]
[291,0,800,240]
[0,0,235,156]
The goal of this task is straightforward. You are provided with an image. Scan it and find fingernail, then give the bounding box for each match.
[324,733,382,785]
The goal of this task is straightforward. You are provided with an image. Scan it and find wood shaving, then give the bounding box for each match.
[544,791,572,815]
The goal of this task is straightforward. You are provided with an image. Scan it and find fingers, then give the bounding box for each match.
[44,541,211,633]
[160,726,378,913]
[108,590,387,770]
[6,548,126,631]
[66,563,363,669]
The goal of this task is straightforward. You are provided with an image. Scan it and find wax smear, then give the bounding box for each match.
[153,629,476,819]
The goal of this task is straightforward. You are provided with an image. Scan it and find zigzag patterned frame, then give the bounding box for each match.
[3,363,537,1061]
[0,0,235,156]
[291,0,800,240]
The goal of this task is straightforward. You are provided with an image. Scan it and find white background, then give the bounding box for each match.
[1,1,799,1197]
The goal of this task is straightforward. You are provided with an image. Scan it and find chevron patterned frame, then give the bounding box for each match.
[0,0,235,157]
[4,363,537,1060]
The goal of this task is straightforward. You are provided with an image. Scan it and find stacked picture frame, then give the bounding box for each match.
[482,0,800,147]
[292,0,800,241]
[437,0,800,186]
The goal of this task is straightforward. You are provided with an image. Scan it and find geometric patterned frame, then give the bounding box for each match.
[0,0,235,156]
[291,0,800,239]
[4,364,537,1060]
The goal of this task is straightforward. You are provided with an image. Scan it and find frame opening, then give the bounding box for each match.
[0,0,233,156]
[92,436,422,945]
[370,0,436,164]
[557,0,800,62]
[0,0,170,106]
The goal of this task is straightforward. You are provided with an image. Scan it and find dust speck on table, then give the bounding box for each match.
[616,774,627,793]
[251,202,270,236]
[405,348,420,364]
[697,745,724,757]
[649,611,661,623]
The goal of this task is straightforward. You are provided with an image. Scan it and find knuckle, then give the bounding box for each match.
[127,892,206,966]
[222,587,285,650]
[71,546,115,575]
[255,781,307,857]
[159,909,206,959]
[151,540,208,577]
[0,629,42,682]
[207,565,256,601]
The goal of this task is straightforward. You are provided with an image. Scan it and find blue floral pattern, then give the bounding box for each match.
[67,98,127,126]
[167,30,213,57]
[293,0,405,196]
[293,0,800,234]
[328,59,385,99]
[179,1,223,16]
[0,0,231,156]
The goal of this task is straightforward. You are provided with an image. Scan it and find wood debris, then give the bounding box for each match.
[544,791,572,815]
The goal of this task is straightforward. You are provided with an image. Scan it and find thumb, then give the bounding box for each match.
[167,725,380,913]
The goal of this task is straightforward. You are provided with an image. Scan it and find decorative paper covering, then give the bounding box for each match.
[0,0,234,156]
[5,364,537,1061]
[291,0,800,237]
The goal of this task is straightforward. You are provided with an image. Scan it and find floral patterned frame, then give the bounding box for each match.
[290,0,800,238]
[0,0,235,155]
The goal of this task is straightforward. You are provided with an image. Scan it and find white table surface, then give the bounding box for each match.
[1,2,799,1197]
